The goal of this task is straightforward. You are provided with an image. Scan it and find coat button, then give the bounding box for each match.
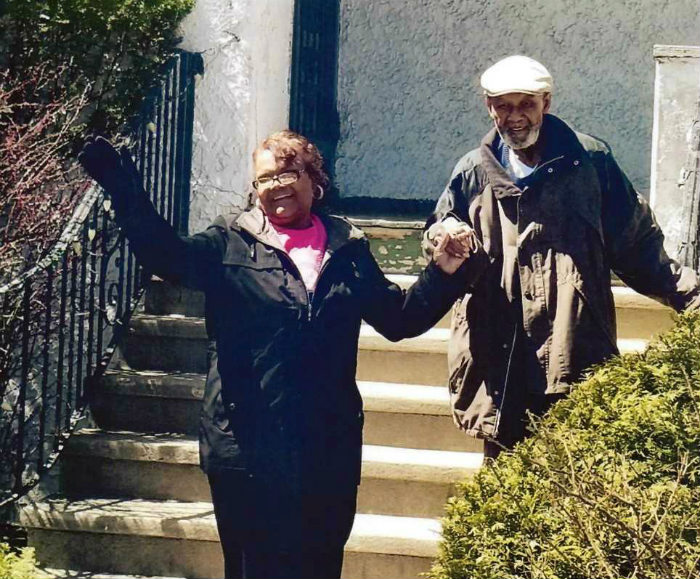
[228,402,236,412]
[502,343,509,349]
[494,390,500,396]
[547,167,554,173]
[573,160,580,166]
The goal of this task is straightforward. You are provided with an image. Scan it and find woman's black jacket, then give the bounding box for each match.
[119,202,472,496]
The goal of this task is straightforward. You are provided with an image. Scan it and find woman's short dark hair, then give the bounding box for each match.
[253,130,330,191]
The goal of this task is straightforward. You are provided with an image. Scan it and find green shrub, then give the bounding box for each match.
[0,543,37,579]
[432,312,700,579]
[0,0,194,275]
[1,0,195,132]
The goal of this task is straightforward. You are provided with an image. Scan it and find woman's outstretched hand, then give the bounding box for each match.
[432,225,477,275]
[78,136,143,216]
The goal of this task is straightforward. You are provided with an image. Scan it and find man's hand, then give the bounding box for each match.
[78,136,143,216]
[440,217,477,256]
[433,228,475,274]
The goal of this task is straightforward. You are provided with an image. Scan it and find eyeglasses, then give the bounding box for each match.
[252,168,305,191]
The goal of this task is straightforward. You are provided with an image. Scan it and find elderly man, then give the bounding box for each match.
[424,55,700,458]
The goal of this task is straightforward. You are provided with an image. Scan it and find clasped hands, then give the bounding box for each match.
[431,217,478,275]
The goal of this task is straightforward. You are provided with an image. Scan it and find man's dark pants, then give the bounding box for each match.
[208,470,357,579]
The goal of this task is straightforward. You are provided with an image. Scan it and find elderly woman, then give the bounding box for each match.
[78,131,475,579]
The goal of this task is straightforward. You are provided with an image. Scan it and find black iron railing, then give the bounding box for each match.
[0,51,202,509]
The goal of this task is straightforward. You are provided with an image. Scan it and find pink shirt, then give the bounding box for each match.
[270,214,329,291]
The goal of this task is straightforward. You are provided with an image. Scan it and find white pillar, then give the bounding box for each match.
[650,45,700,258]
[178,0,295,233]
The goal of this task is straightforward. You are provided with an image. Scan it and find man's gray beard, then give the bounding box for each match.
[497,125,541,150]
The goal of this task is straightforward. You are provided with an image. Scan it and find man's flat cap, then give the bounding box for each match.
[481,55,553,97]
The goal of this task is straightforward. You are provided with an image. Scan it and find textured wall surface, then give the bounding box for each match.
[650,46,700,257]
[179,0,294,233]
[335,0,700,205]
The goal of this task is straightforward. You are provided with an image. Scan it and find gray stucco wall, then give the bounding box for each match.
[335,0,700,205]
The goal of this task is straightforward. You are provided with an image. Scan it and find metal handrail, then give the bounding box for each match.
[0,50,202,510]
[0,188,101,297]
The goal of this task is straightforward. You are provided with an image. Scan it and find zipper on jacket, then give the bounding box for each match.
[275,251,313,321]
[492,322,518,439]
[242,223,361,323]
[307,240,359,321]
[272,240,357,323]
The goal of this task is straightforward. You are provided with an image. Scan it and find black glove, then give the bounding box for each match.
[78,136,145,217]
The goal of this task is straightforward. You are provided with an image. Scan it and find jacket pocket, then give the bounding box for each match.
[550,279,617,386]
[447,296,497,437]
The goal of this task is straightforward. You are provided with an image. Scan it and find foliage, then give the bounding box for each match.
[0,0,193,278]
[432,311,700,579]
[0,64,90,280]
[0,542,37,579]
[1,0,195,133]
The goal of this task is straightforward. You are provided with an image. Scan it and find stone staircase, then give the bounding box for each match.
[17,275,674,579]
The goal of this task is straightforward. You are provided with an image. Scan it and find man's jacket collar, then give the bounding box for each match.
[480,114,588,199]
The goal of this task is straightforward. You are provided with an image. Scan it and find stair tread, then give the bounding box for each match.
[128,314,649,354]
[359,381,450,414]
[389,275,668,310]
[66,430,482,482]
[20,498,441,558]
[39,569,180,579]
[149,274,670,311]
[102,369,454,415]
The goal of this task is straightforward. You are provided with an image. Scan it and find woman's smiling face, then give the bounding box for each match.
[253,147,314,229]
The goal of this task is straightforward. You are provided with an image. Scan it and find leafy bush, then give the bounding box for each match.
[0,0,194,278]
[0,64,90,279]
[1,0,195,132]
[432,312,700,579]
[0,542,37,579]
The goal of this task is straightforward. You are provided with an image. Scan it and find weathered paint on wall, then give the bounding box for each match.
[178,0,294,233]
[650,45,700,258]
[335,0,700,206]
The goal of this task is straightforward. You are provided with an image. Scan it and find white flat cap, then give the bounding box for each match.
[480,55,553,97]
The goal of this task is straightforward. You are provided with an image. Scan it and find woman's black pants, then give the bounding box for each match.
[208,471,357,579]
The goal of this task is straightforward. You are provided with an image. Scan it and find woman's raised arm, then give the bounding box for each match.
[79,137,226,290]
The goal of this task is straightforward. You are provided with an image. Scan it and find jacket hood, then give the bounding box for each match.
[233,206,365,255]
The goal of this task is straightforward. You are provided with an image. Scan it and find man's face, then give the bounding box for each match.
[486,92,551,150]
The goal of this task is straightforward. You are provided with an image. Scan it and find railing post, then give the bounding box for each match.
[14,281,32,496]
[172,53,198,236]
[38,266,53,472]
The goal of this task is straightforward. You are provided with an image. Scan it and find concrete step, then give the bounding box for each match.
[612,286,675,339]
[144,277,674,339]
[121,314,452,384]
[93,370,482,452]
[38,570,179,579]
[360,381,482,452]
[19,498,440,579]
[144,275,451,329]
[123,314,650,386]
[60,430,482,518]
